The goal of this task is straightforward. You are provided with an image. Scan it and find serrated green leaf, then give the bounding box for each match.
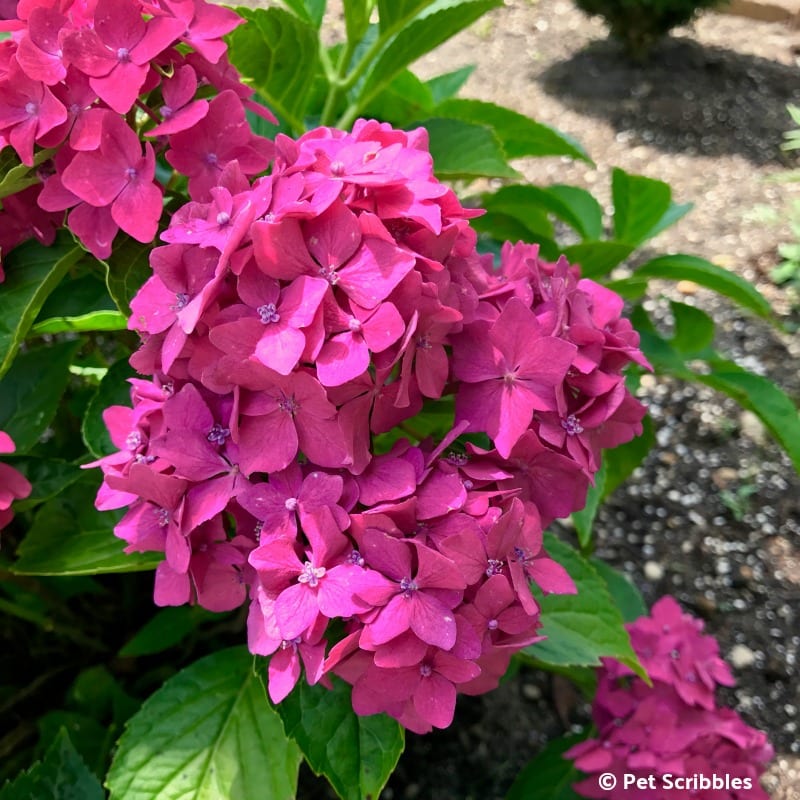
[359,0,501,110]
[634,254,773,319]
[376,0,434,31]
[0,339,83,453]
[0,730,104,800]
[590,560,647,623]
[107,647,300,800]
[602,414,655,499]
[36,712,110,779]
[425,64,475,103]
[0,234,83,377]
[230,7,320,133]
[12,477,161,576]
[102,235,152,315]
[698,359,800,473]
[435,98,591,162]
[119,606,210,658]
[422,117,520,180]
[31,310,127,335]
[669,300,715,355]
[277,678,404,800]
[562,241,634,279]
[612,168,672,247]
[82,357,137,458]
[6,458,83,511]
[571,461,606,552]
[506,732,587,800]
[526,535,645,679]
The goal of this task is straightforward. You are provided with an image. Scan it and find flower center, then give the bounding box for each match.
[116,47,130,62]
[171,292,189,311]
[486,558,504,577]
[25,101,38,115]
[125,166,138,180]
[257,303,280,324]
[348,318,362,333]
[297,561,326,587]
[318,265,339,285]
[284,497,298,512]
[216,211,231,226]
[126,430,142,451]
[330,160,345,176]
[487,618,499,630]
[161,104,173,118]
[155,507,170,527]
[278,394,300,415]
[561,414,584,436]
[348,550,366,567]
[205,152,218,166]
[419,663,432,678]
[417,335,431,350]
[207,424,230,445]
[399,577,418,598]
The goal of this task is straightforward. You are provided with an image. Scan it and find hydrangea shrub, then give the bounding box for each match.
[0,0,787,796]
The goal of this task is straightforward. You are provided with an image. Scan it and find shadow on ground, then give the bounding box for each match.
[539,35,800,165]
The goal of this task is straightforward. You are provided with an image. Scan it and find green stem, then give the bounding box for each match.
[319,36,358,128]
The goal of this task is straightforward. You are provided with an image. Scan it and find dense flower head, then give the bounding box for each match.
[567,597,773,799]
[0,0,274,264]
[91,117,649,731]
[0,431,32,531]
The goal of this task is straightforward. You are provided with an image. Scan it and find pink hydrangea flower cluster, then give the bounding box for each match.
[91,118,648,732]
[567,596,774,799]
[0,0,273,261]
[0,431,32,531]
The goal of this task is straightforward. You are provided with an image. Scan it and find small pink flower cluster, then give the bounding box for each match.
[0,432,32,531]
[0,0,273,263]
[567,596,773,799]
[92,119,648,731]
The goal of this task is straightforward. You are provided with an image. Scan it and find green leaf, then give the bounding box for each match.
[359,0,501,110]
[590,560,647,623]
[82,357,137,458]
[362,69,434,127]
[0,730,104,800]
[277,677,404,800]
[561,241,634,279]
[344,0,372,42]
[107,647,301,800]
[527,535,646,679]
[571,461,606,552]
[634,254,773,319]
[435,98,591,162]
[698,359,800,473]
[482,184,602,243]
[506,732,587,800]
[281,0,326,27]
[0,149,55,202]
[0,233,84,377]
[611,168,672,247]
[0,339,83,453]
[12,477,161,576]
[102,235,152,315]
[119,607,210,658]
[31,309,127,335]
[669,300,715,355]
[36,712,110,779]
[6,458,83,511]
[422,117,520,180]
[376,0,434,31]
[544,185,604,241]
[601,413,655,498]
[229,7,320,133]
[425,64,475,103]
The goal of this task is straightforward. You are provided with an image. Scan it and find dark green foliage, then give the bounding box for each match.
[573,0,726,58]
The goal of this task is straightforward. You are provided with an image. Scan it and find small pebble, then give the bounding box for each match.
[644,561,665,581]
[729,644,756,669]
